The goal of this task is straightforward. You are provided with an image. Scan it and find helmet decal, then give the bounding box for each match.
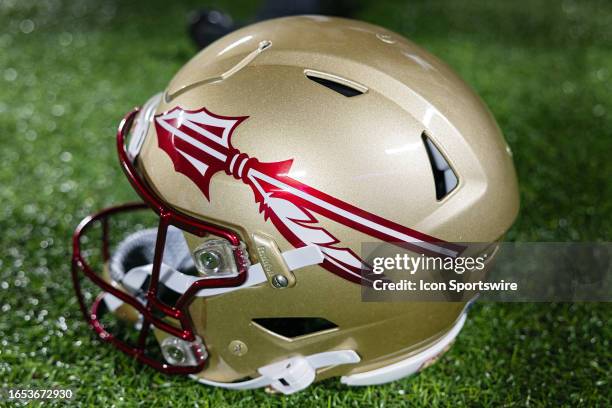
[154,107,462,283]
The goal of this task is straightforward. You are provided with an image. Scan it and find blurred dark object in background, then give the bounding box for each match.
[188,8,234,48]
[188,0,359,48]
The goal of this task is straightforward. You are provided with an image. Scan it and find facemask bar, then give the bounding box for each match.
[71,108,249,374]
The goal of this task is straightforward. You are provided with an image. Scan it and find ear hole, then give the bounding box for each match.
[252,317,338,339]
[422,133,458,200]
[304,69,367,97]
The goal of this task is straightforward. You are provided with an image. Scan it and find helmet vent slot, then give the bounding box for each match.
[304,69,367,97]
[422,133,458,200]
[252,317,338,339]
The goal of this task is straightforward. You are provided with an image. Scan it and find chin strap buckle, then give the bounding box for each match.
[259,356,316,394]
[258,350,361,394]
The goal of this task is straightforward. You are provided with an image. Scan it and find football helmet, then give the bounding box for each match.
[71,16,519,394]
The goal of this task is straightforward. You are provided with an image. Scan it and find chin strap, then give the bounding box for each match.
[191,350,361,394]
[99,244,356,395]
[102,244,323,311]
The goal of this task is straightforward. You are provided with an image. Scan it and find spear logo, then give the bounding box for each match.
[155,107,462,283]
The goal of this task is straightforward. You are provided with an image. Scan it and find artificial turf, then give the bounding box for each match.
[0,0,610,406]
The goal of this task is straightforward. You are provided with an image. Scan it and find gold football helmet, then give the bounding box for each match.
[72,16,519,394]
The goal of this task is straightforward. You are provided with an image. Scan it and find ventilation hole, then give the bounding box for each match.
[307,76,364,97]
[422,133,458,200]
[279,378,290,386]
[304,70,367,97]
[252,317,338,338]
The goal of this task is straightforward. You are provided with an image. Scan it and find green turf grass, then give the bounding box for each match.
[0,0,610,406]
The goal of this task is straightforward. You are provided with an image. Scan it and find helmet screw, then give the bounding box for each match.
[229,340,248,356]
[198,250,221,272]
[271,274,288,288]
[162,344,186,364]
